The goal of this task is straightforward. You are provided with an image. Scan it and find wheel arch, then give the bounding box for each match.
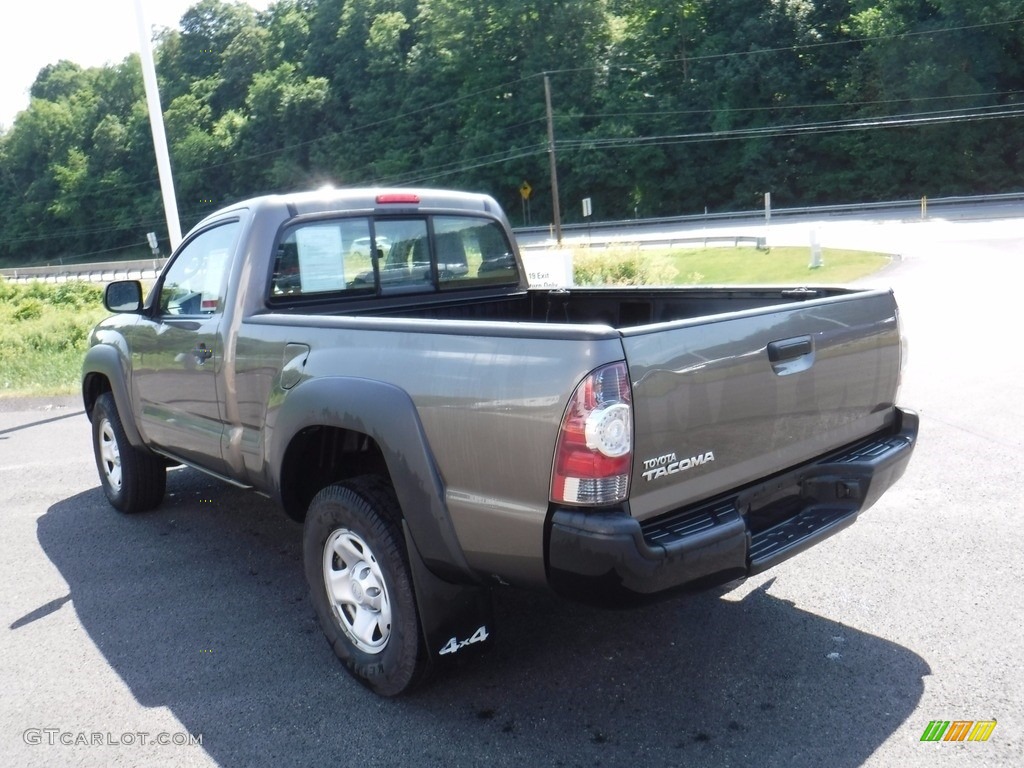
[270,377,476,585]
[82,344,144,447]
[278,424,390,521]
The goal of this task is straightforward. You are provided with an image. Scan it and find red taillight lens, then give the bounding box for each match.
[376,193,420,205]
[551,362,632,506]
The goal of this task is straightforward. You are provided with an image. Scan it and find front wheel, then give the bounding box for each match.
[303,477,426,696]
[91,392,166,513]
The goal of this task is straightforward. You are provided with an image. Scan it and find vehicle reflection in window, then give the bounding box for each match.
[365,219,433,295]
[434,216,516,289]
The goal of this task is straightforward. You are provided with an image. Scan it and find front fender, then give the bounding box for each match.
[81,342,144,448]
[268,376,476,584]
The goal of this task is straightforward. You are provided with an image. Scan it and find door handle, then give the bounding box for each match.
[768,336,813,363]
[767,335,814,375]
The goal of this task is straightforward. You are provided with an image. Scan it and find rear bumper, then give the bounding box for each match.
[546,408,918,606]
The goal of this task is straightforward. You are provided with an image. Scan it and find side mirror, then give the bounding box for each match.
[104,280,143,313]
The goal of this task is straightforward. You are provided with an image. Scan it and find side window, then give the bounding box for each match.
[434,216,519,290]
[159,221,239,316]
[271,218,375,298]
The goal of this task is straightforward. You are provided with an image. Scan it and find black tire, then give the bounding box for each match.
[303,476,427,696]
[91,392,166,514]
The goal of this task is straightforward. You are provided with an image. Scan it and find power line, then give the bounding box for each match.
[370,145,548,187]
[5,14,1024,250]
[0,213,168,246]
[566,89,1024,122]
[6,98,1020,249]
[544,17,1024,76]
[557,105,1024,151]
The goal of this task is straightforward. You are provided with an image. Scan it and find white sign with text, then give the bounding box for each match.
[521,250,573,288]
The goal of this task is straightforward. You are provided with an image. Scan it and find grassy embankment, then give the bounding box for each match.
[0,281,108,397]
[572,245,890,285]
[0,245,890,398]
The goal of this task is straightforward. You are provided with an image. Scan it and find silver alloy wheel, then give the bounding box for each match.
[322,528,393,654]
[98,418,123,491]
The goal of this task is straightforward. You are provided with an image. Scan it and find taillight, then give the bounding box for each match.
[551,362,633,506]
[376,193,420,205]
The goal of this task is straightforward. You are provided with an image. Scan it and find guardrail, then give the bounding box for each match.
[514,190,1024,239]
[3,236,763,283]
[519,234,766,250]
[2,190,1021,283]
[0,258,167,284]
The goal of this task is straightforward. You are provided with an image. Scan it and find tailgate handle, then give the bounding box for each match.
[768,336,813,363]
[768,336,815,375]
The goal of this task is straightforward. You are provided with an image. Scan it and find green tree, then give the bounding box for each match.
[5,0,1024,267]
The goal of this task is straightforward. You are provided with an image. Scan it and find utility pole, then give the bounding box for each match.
[544,73,562,245]
[134,0,182,250]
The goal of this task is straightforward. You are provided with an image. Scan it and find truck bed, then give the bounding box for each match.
[256,282,903,533]
[303,285,855,328]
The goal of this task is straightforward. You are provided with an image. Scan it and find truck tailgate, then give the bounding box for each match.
[622,289,902,522]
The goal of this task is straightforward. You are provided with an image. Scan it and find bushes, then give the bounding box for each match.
[1,278,103,310]
[13,299,44,321]
[0,278,107,395]
[572,246,679,286]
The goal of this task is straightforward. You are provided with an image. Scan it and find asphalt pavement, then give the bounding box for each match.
[1,212,1020,767]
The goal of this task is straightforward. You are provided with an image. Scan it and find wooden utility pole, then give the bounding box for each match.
[544,74,563,245]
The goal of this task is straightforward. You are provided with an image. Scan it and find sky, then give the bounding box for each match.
[0,0,271,130]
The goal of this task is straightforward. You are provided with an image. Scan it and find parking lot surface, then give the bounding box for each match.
[1,215,1020,767]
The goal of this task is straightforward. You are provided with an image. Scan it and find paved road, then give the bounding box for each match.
[1,216,1021,767]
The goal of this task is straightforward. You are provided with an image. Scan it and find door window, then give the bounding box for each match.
[159,222,240,316]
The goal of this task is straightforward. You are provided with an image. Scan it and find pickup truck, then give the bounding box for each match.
[82,188,917,696]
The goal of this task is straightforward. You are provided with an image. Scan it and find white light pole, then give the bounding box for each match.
[134,0,182,251]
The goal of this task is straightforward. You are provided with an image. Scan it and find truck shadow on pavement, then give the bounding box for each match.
[36,469,929,768]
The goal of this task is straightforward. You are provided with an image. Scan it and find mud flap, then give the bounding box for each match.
[403,522,494,667]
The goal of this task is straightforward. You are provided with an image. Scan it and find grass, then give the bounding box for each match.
[572,245,891,286]
[1,245,890,398]
[0,280,108,397]
[667,246,889,284]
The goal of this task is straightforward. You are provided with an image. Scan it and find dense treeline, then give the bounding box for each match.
[2,0,1024,265]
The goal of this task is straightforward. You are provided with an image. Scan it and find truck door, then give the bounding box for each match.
[130,220,240,473]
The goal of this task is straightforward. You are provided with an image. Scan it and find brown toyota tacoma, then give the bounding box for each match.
[82,188,917,695]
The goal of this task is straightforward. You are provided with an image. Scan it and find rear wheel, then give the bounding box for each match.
[91,392,166,513]
[303,477,426,696]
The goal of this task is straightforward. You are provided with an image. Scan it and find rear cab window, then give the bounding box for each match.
[268,213,519,305]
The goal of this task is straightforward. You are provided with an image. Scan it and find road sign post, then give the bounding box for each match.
[520,181,533,226]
